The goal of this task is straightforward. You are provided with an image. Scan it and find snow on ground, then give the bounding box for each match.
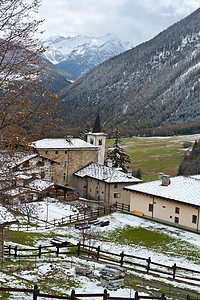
[5,199,200,298]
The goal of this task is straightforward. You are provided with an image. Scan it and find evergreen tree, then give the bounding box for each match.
[105,127,131,172]
[79,122,92,141]
[178,140,200,175]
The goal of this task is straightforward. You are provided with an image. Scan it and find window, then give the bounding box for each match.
[175,207,180,214]
[55,150,58,154]
[65,150,67,154]
[64,161,67,167]
[174,217,179,224]
[45,151,48,155]
[192,215,197,224]
[36,161,44,167]
[99,139,102,145]
[149,203,153,212]
[114,183,118,189]
[114,193,121,198]
[63,173,66,180]
[90,139,94,144]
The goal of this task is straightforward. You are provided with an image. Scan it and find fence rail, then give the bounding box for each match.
[4,242,200,286]
[9,205,115,231]
[0,286,168,300]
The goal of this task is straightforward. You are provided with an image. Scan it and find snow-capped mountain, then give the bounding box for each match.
[59,8,200,137]
[42,33,132,77]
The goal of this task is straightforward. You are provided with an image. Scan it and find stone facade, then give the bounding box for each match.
[38,148,98,187]
[74,176,135,205]
[87,132,107,165]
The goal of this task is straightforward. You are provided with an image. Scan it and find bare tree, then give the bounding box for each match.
[0,0,57,142]
[0,1,58,204]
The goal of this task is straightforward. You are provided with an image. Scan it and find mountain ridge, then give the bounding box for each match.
[57,8,200,137]
[42,33,132,77]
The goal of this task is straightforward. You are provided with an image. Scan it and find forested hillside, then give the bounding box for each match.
[178,140,200,175]
[57,8,200,137]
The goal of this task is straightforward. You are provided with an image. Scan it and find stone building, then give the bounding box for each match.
[74,162,141,205]
[33,137,100,187]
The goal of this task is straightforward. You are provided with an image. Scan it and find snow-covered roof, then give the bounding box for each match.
[124,176,200,207]
[32,138,98,150]
[0,204,17,226]
[28,179,54,192]
[74,162,141,183]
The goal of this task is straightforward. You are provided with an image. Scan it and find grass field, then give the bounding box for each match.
[106,134,200,182]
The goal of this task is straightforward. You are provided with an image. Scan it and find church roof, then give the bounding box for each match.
[32,138,98,150]
[93,113,101,133]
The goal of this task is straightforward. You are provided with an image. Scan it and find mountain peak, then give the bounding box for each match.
[42,33,132,77]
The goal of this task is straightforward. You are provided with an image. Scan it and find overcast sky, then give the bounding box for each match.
[38,0,199,46]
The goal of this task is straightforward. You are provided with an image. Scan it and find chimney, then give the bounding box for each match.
[66,135,71,143]
[158,173,164,180]
[102,170,108,180]
[107,159,112,168]
[127,170,132,178]
[161,175,170,186]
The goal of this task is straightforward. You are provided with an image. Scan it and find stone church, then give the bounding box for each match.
[33,114,106,188]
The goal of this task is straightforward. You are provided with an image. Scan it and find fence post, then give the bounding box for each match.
[97,245,100,261]
[146,257,151,274]
[69,215,71,223]
[33,284,39,300]
[120,251,124,267]
[71,289,75,299]
[135,291,139,299]
[187,296,190,300]
[54,218,56,226]
[161,293,166,300]
[14,246,17,258]
[8,245,11,255]
[172,263,176,280]
[128,205,130,212]
[122,203,124,211]
[77,242,81,256]
[38,245,42,258]
[56,246,59,257]
[103,289,108,300]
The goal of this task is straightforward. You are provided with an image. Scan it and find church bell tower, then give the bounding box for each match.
[87,113,106,165]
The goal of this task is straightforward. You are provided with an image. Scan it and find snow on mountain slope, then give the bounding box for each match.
[42,33,132,77]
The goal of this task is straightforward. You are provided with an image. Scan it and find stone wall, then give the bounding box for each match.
[38,149,98,187]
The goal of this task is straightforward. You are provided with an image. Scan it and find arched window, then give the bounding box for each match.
[99,139,102,145]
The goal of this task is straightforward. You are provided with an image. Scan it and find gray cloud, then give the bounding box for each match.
[38,0,199,45]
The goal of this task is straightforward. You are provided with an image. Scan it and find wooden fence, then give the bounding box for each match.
[0,286,168,300]
[9,205,115,231]
[115,202,130,212]
[4,242,200,287]
[77,243,200,285]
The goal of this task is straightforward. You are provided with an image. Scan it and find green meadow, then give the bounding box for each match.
[106,135,200,182]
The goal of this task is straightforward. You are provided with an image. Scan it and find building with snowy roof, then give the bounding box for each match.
[124,174,200,231]
[32,135,106,187]
[74,162,141,205]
